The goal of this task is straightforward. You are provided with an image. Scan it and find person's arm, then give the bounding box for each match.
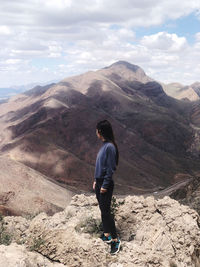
[101,145,116,190]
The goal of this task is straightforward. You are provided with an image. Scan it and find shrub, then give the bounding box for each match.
[0,223,12,246]
[169,261,178,267]
[0,213,3,222]
[75,217,103,235]
[29,236,45,251]
[111,197,125,218]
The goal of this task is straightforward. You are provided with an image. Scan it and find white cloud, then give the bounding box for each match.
[141,32,187,52]
[61,29,200,85]
[0,25,11,35]
[48,43,62,58]
[195,32,200,42]
[41,67,49,72]
[43,0,72,9]
[5,59,22,64]
[0,1,200,86]
[0,0,199,29]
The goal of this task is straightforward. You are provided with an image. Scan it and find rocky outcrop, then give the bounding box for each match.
[1,194,200,266]
[0,243,65,267]
[170,176,200,215]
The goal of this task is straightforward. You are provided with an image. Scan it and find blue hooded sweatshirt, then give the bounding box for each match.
[94,142,116,189]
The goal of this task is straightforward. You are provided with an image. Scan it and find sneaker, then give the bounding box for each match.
[100,233,112,243]
[110,239,121,255]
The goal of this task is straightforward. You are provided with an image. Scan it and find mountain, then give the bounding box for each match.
[0,61,200,195]
[0,80,59,100]
[0,194,200,266]
[191,82,200,101]
[169,176,200,213]
[0,84,40,100]
[163,82,200,101]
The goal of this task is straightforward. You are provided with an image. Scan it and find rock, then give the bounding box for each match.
[70,194,97,207]
[0,243,65,267]
[1,194,200,266]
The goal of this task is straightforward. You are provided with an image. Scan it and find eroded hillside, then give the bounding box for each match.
[0,61,199,195]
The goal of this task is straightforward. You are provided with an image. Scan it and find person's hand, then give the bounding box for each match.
[93,181,96,191]
[100,187,107,194]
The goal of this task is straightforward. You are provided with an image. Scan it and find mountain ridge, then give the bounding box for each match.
[0,61,200,196]
[163,81,200,101]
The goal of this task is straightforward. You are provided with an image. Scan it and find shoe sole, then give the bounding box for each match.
[104,240,112,244]
[110,240,121,255]
[100,234,112,244]
[100,236,112,244]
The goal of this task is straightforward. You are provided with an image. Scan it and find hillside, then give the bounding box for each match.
[0,61,200,195]
[163,82,200,101]
[0,156,73,216]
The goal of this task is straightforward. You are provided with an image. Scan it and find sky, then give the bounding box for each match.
[0,0,200,87]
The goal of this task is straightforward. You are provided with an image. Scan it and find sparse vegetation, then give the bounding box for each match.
[66,210,74,219]
[111,196,125,218]
[29,236,45,251]
[0,222,12,246]
[0,231,12,246]
[0,214,12,246]
[75,197,124,235]
[0,213,3,222]
[75,216,102,235]
[169,261,178,267]
[16,239,26,245]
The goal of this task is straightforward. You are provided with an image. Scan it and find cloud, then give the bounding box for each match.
[0,0,200,29]
[195,32,200,41]
[0,25,11,35]
[140,32,188,52]
[61,28,200,85]
[5,59,22,64]
[0,1,200,86]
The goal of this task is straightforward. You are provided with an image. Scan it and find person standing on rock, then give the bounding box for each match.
[93,120,121,255]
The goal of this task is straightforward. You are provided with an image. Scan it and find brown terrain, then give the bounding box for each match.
[1,61,200,215]
[163,82,200,101]
[0,156,73,216]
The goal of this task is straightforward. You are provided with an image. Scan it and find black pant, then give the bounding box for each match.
[95,178,117,239]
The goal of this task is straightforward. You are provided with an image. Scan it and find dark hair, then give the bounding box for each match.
[96,120,119,165]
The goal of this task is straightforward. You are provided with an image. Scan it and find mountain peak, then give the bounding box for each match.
[99,60,151,84]
[104,60,141,72]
